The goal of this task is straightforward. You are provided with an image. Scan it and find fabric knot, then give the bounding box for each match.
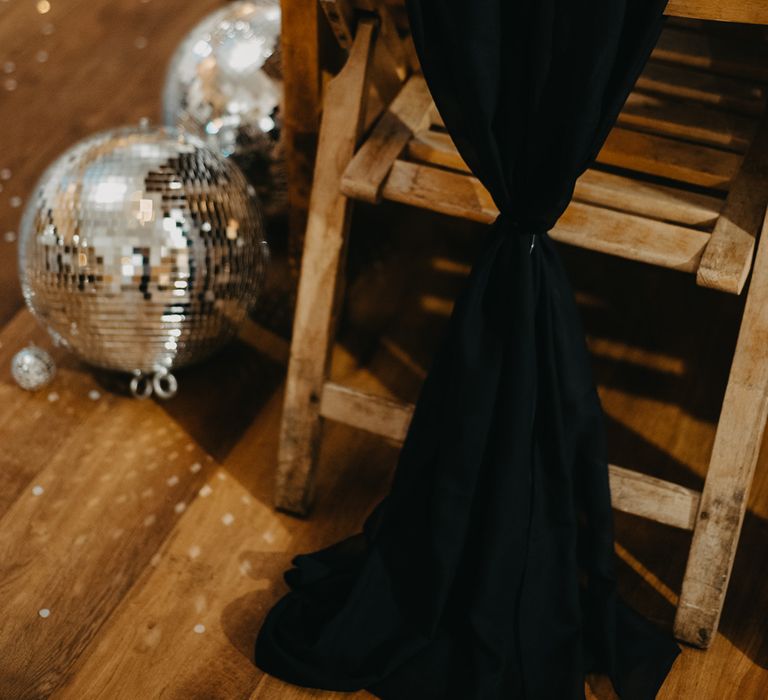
[494,213,546,253]
[494,212,547,237]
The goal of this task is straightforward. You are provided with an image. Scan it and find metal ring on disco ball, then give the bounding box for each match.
[18,125,270,394]
[130,371,153,400]
[152,371,178,400]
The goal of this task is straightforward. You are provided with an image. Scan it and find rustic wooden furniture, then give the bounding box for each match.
[276,0,768,649]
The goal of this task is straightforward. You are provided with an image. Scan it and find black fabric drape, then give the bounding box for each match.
[254,1,681,697]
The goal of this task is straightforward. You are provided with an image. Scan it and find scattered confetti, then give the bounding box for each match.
[239,560,253,576]
[188,545,201,559]
[199,484,212,498]
[47,391,59,402]
[193,623,205,634]
[166,475,179,487]
[88,389,101,400]
[143,514,156,527]
[221,512,234,526]
[174,501,186,514]
[38,608,51,619]
[189,461,201,474]
[31,484,44,496]
[3,231,16,242]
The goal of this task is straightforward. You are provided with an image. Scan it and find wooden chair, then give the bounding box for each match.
[275,0,768,649]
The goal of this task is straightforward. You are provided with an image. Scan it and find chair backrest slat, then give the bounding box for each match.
[666,0,768,24]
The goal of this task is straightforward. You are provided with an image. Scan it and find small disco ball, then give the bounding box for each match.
[162,0,286,221]
[11,345,56,391]
[18,124,269,399]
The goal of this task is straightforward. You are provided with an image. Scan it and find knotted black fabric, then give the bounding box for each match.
[254,1,681,697]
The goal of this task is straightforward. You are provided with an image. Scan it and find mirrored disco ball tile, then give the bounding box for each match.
[18,125,269,377]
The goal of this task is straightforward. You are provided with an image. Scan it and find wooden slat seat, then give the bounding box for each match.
[341,39,768,295]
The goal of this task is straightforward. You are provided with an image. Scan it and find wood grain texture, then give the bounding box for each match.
[380,160,712,272]
[320,380,412,442]
[54,466,277,700]
[279,0,321,242]
[275,21,376,515]
[406,128,725,227]
[599,128,743,191]
[608,464,701,530]
[409,126,743,191]
[697,118,768,294]
[619,92,756,152]
[342,75,433,202]
[552,202,711,273]
[675,210,768,648]
[571,169,724,229]
[666,0,768,24]
[635,62,767,116]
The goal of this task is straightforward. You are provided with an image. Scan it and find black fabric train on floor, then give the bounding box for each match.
[254,1,681,697]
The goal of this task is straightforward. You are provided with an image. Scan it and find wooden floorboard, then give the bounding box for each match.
[1,4,767,699]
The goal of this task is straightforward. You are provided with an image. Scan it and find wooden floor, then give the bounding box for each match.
[1,2,767,699]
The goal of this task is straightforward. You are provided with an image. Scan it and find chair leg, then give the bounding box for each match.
[675,209,768,647]
[275,20,377,516]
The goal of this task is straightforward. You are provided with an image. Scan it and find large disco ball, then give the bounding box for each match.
[18,124,269,399]
[163,0,285,220]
